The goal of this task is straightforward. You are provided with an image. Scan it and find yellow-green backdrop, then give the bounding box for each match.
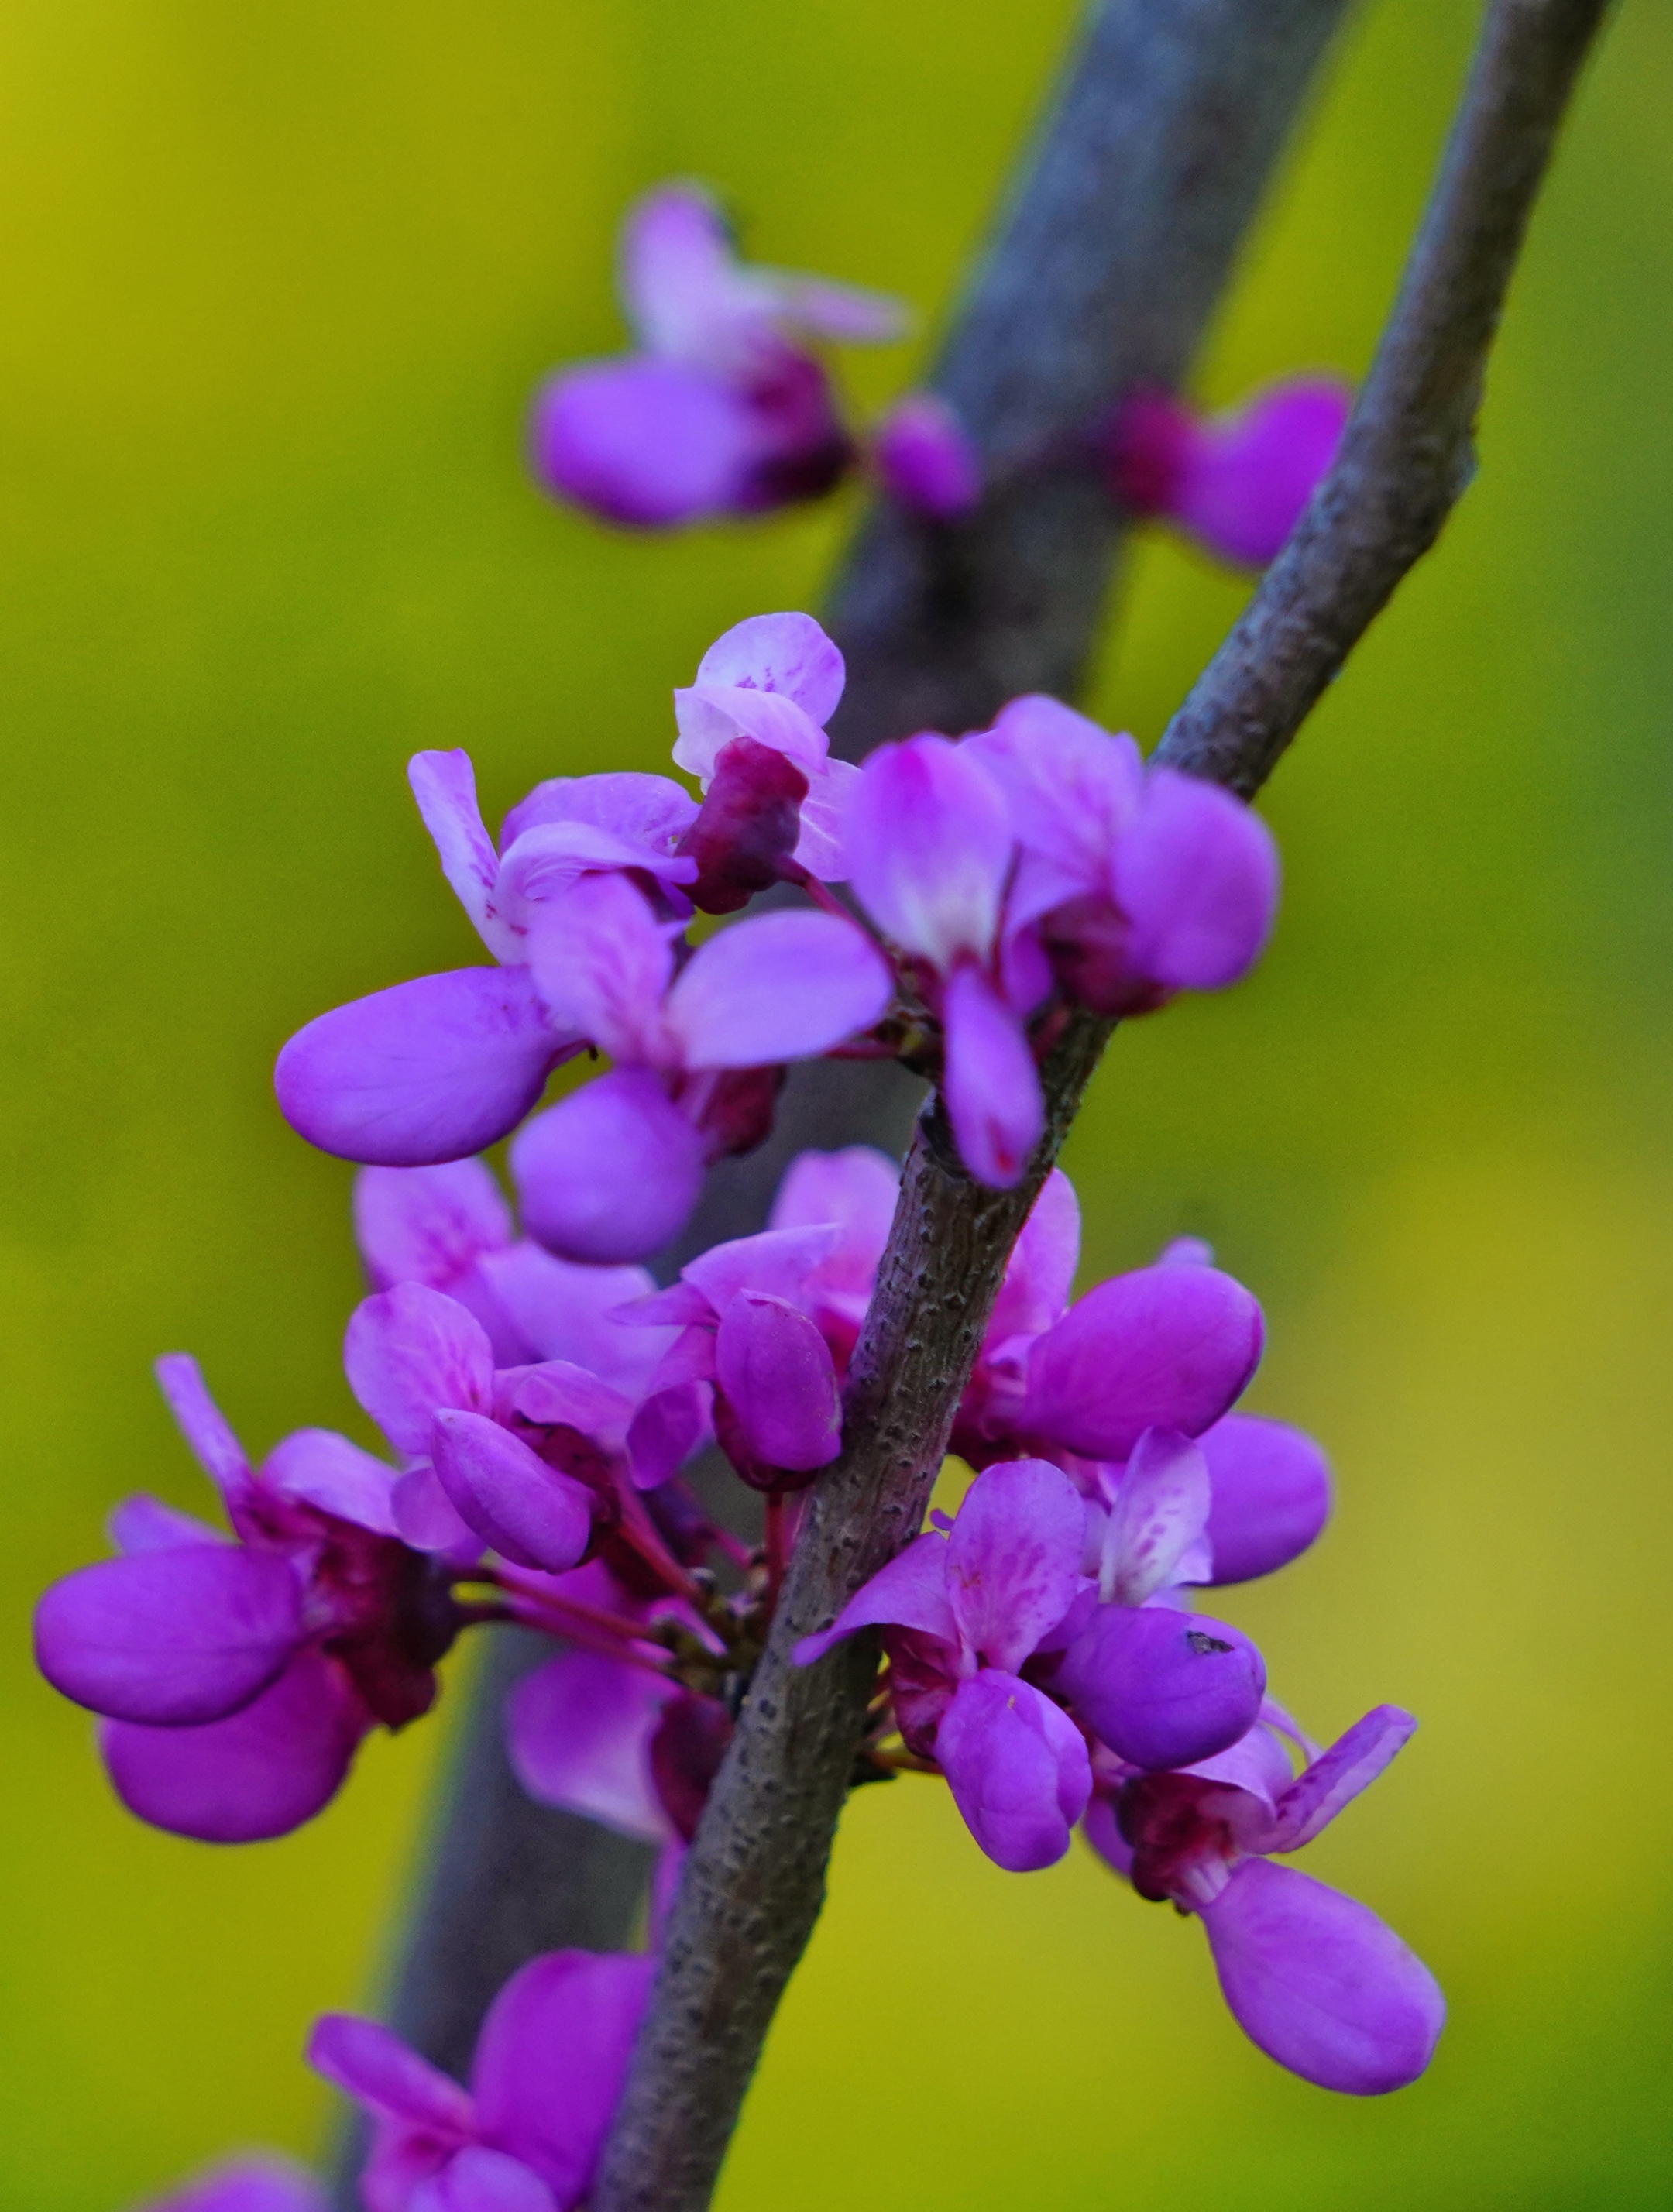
[6,0,1672,2203]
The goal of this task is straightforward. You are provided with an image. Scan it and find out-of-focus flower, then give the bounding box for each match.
[872,393,982,520]
[136,2155,327,2212]
[1104,376,1352,568]
[531,183,903,529]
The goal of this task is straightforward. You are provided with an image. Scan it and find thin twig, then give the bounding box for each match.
[593,3,1610,2207]
[1156,0,1613,795]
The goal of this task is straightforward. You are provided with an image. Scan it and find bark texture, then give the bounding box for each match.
[593,3,1611,2207]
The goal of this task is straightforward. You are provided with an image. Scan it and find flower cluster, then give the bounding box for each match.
[274,608,1278,1247]
[45,604,1441,2212]
[793,1173,1443,2093]
[527,184,1351,567]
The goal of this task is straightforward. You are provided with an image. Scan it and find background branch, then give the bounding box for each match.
[593,1,1610,2207]
[331,0,1352,2193]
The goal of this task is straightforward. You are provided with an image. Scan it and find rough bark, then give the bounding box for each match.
[342,0,1355,2159]
[593,2,1611,2207]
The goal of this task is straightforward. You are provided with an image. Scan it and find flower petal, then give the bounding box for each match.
[353,1160,513,1293]
[1172,376,1352,569]
[276,968,573,1167]
[523,872,679,1067]
[259,1428,399,1535]
[529,358,752,527]
[1102,1427,1212,1606]
[1200,1412,1333,1585]
[1199,1858,1444,2094]
[1262,1705,1417,1852]
[412,2148,558,2212]
[985,1166,1079,1347]
[407,750,516,960]
[663,909,891,1069]
[1054,1604,1266,1772]
[843,734,1012,968]
[154,1353,256,1513]
[936,1670,1091,1872]
[35,1547,303,1725]
[619,183,745,364]
[107,1495,227,1554]
[940,963,1043,1189]
[691,610,846,726]
[307,2012,476,2135]
[100,1648,369,1842]
[142,2154,329,2212]
[1111,768,1280,994]
[344,1283,496,1456]
[1023,1262,1263,1460]
[391,1466,483,1564]
[945,1458,1089,1672]
[472,1951,656,2207]
[714,1291,842,1473]
[872,393,981,520]
[506,1649,673,1844]
[510,1070,706,1264]
[793,1529,957,1664]
[963,697,1142,925]
[430,1410,595,1574]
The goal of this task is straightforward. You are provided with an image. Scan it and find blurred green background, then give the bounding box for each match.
[5,0,1672,2203]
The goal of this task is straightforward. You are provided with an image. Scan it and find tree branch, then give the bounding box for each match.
[345,2,1355,2160]
[1156,0,1613,793]
[593,2,1609,2207]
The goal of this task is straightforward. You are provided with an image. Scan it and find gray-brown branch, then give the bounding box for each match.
[1156,0,1613,792]
[344,1,1354,2165]
[593,2,1609,2207]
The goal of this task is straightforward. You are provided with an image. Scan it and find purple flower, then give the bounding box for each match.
[617,1219,850,1490]
[353,1157,680,1390]
[1104,376,1352,568]
[310,1947,654,2211]
[33,1356,459,1841]
[764,1142,898,1369]
[795,1458,1094,1870]
[135,2155,326,2212]
[530,182,903,529]
[1086,1705,1444,2093]
[509,867,890,1262]
[872,393,982,521]
[274,750,697,1169]
[844,733,1043,1186]
[964,692,1280,1019]
[670,612,857,882]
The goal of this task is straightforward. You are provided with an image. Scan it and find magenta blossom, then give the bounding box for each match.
[764,1142,898,1369]
[343,1272,711,1571]
[963,692,1280,1020]
[353,1156,679,1391]
[136,2156,326,2212]
[670,612,859,884]
[844,731,1043,1185]
[508,867,890,1263]
[311,1947,654,2211]
[530,183,903,529]
[617,1220,854,1490]
[1104,375,1352,568]
[797,1458,1094,1870]
[1086,1705,1444,2094]
[872,393,982,521]
[950,1175,1329,1585]
[33,1357,458,1842]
